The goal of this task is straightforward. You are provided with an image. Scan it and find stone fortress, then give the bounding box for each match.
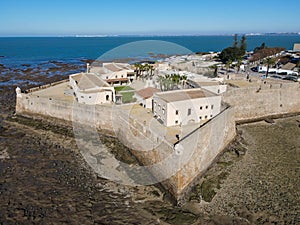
[15,54,300,204]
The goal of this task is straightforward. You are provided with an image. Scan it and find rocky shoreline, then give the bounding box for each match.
[1,63,299,224]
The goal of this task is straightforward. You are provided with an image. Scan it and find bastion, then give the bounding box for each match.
[15,78,300,204]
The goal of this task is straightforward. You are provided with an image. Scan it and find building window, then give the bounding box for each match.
[121,75,123,78]
[206,105,208,109]
[162,108,165,115]
[200,106,203,110]
[106,76,108,79]
[175,110,178,115]
[205,115,208,119]
[211,105,214,109]
[115,75,117,78]
[199,116,202,120]
[89,96,91,98]
[218,89,220,93]
[188,108,191,116]
[210,115,213,117]
[81,96,84,98]
[175,120,178,124]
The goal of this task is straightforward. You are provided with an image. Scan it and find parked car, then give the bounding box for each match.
[283,76,298,82]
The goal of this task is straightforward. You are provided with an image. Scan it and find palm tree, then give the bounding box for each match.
[209,65,218,77]
[226,60,232,74]
[236,57,243,73]
[134,63,141,80]
[264,57,276,78]
[181,75,188,88]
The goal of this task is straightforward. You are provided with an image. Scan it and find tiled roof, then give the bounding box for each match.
[135,87,160,99]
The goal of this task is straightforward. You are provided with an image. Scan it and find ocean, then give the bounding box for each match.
[0,35,300,65]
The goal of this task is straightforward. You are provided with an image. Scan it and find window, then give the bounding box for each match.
[199,116,202,120]
[205,105,208,109]
[205,115,208,119]
[211,105,214,109]
[162,108,165,115]
[115,75,117,78]
[89,96,91,98]
[121,75,123,78]
[175,110,178,115]
[210,115,213,118]
[187,108,191,116]
[175,120,178,124]
[200,106,203,110]
[106,76,108,79]
[217,89,220,93]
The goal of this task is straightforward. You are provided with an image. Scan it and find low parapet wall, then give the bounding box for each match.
[25,79,69,93]
[16,94,114,132]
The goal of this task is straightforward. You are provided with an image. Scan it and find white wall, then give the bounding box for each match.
[201,85,227,95]
[153,95,221,126]
[69,74,115,105]
[76,90,114,105]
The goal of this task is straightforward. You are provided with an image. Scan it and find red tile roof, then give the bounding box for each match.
[135,87,160,99]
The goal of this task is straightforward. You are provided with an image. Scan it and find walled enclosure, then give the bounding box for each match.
[15,81,300,203]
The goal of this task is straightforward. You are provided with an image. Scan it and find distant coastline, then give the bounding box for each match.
[1,32,300,38]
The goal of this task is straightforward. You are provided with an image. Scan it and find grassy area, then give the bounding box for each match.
[121,91,136,103]
[114,86,134,92]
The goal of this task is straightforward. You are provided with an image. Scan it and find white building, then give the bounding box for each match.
[134,87,160,109]
[90,62,135,86]
[196,81,227,95]
[257,65,298,75]
[70,73,115,105]
[153,88,221,127]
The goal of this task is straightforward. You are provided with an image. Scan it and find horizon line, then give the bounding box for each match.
[0,32,300,38]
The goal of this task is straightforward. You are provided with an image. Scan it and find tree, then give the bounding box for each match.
[134,63,141,80]
[240,35,247,54]
[226,60,232,74]
[219,47,243,63]
[209,65,218,77]
[236,57,243,73]
[264,57,276,78]
[254,42,266,53]
[233,34,238,48]
[250,47,285,63]
[219,35,247,63]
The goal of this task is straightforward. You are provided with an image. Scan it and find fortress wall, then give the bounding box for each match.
[223,82,300,121]
[174,106,236,201]
[16,94,114,132]
[113,106,236,201]
[15,81,300,204]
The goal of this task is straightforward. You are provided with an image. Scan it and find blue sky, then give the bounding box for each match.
[1,0,300,36]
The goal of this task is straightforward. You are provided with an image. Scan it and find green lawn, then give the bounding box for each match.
[114,86,134,92]
[121,91,136,103]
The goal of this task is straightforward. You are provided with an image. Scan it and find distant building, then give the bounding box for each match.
[134,87,160,109]
[153,88,221,127]
[90,62,135,86]
[70,73,115,104]
[293,43,300,52]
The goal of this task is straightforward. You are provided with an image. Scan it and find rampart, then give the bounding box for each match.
[15,80,300,204]
[223,82,300,121]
